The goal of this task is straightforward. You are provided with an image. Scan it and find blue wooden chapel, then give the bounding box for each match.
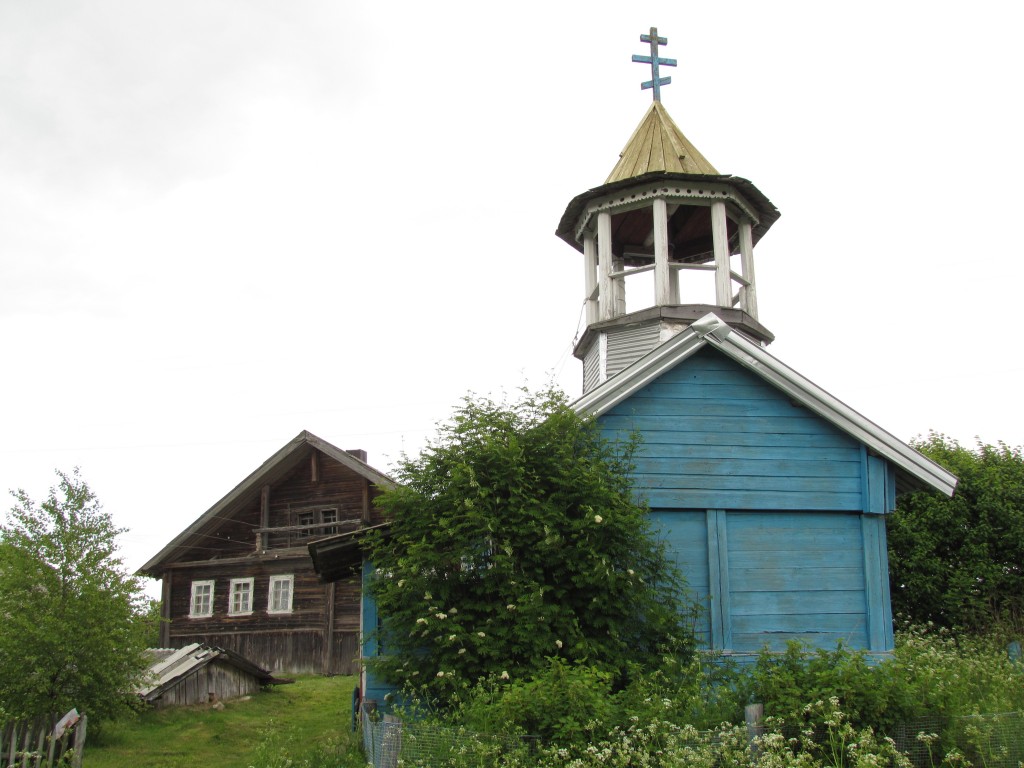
[557,28,956,661]
[309,28,957,707]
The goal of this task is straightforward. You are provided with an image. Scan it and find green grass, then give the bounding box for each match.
[84,675,364,768]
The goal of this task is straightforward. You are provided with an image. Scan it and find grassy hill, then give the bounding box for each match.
[84,675,364,768]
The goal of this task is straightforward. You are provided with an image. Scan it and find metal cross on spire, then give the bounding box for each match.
[632,27,676,102]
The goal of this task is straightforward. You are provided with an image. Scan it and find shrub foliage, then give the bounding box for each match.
[365,387,693,696]
[888,434,1024,631]
[0,469,152,725]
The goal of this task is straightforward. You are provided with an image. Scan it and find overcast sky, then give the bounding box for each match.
[2,0,1022,596]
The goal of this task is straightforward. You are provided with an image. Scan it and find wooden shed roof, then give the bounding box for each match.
[138,643,289,703]
[573,313,958,497]
[308,521,392,584]
[606,101,719,182]
[139,430,395,577]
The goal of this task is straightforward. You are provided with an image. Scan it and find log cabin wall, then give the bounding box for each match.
[155,445,383,675]
[165,560,361,674]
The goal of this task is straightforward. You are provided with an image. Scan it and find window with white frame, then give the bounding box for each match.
[190,580,214,618]
[268,574,294,614]
[228,577,254,616]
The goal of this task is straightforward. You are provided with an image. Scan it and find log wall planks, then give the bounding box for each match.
[156,448,378,675]
[601,346,896,657]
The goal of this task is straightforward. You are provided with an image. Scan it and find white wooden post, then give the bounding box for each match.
[583,231,599,325]
[653,197,670,306]
[598,212,613,321]
[711,201,732,307]
[738,217,758,319]
[612,254,626,317]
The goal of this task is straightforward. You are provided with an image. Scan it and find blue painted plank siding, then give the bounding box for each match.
[600,348,864,512]
[727,512,868,652]
[650,510,711,647]
[600,347,895,655]
[360,560,393,707]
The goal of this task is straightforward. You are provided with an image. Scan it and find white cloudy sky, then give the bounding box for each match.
[1,0,1022,596]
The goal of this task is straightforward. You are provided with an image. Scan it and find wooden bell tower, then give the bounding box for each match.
[557,28,781,394]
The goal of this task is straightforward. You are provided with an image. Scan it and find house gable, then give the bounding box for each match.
[141,431,394,675]
[600,346,870,512]
[576,313,956,498]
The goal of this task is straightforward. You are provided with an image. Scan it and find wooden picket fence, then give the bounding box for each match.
[0,712,86,768]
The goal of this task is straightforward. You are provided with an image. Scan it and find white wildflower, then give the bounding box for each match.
[594,514,603,524]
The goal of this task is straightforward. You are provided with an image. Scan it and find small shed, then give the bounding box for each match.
[139,643,289,708]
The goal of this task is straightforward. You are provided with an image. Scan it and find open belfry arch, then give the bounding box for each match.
[557,28,780,393]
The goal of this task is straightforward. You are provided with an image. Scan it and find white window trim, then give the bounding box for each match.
[190,580,215,618]
[228,577,255,616]
[268,574,294,614]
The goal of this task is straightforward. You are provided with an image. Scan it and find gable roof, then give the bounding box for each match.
[140,430,395,576]
[606,101,719,182]
[573,313,957,497]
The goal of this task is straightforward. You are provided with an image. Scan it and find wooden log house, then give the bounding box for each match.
[140,431,392,675]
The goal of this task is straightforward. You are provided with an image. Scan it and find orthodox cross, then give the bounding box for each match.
[632,27,676,102]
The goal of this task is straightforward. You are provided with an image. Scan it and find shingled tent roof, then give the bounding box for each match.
[605,101,719,182]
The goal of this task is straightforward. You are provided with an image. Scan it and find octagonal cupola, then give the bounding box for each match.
[557,28,781,394]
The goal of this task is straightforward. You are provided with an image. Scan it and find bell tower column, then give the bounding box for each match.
[711,200,732,307]
[583,231,599,325]
[739,218,758,318]
[653,197,671,306]
[598,211,614,320]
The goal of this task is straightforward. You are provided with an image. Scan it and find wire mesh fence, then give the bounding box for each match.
[890,711,1024,768]
[361,710,541,768]
[360,709,1024,768]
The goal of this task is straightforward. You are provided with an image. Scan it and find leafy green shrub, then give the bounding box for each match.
[748,641,910,732]
[0,469,152,728]
[366,387,694,699]
[889,435,1024,632]
[888,623,1024,716]
[614,652,747,730]
[454,659,615,743]
[387,629,1023,767]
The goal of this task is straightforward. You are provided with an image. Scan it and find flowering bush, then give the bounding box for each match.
[365,387,694,699]
[377,627,1024,768]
